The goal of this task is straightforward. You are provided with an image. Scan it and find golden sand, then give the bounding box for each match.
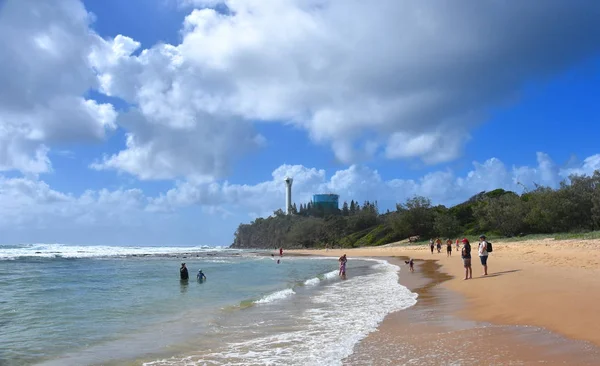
[290,238,600,348]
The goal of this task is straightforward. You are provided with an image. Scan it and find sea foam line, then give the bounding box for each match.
[254,288,296,304]
[0,243,238,260]
[148,258,418,366]
[304,270,338,286]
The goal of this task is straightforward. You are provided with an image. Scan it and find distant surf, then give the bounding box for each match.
[0,243,238,260]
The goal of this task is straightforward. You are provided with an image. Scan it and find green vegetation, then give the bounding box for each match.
[230,172,600,249]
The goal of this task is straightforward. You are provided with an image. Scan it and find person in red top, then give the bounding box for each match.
[279,247,283,256]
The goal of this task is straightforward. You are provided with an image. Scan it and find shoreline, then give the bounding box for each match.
[348,257,600,365]
[289,238,600,363]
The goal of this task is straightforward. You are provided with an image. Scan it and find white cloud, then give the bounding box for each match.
[2,152,599,244]
[87,0,600,181]
[0,0,116,175]
[2,0,599,181]
[0,176,147,229]
[149,152,600,216]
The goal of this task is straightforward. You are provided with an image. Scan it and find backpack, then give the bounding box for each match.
[486,241,493,253]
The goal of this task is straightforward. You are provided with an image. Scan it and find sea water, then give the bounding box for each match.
[0,244,417,366]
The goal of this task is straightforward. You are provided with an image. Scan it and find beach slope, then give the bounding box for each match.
[291,238,600,347]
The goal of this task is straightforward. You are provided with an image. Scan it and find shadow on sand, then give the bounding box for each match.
[472,269,521,279]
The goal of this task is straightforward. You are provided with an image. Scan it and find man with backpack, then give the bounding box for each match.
[478,234,491,276]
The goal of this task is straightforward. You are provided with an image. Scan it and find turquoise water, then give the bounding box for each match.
[0,244,417,366]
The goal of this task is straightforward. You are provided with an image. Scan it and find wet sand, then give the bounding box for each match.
[343,258,600,365]
[291,239,600,349]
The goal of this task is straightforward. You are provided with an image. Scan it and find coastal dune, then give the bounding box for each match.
[291,238,600,349]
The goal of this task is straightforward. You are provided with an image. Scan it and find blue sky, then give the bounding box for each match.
[1,0,600,246]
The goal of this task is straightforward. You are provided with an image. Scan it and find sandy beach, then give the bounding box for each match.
[290,238,600,364]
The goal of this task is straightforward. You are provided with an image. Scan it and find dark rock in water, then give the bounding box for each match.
[35,251,42,254]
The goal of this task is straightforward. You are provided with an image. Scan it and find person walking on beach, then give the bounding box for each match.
[279,247,283,256]
[461,239,472,280]
[436,238,442,253]
[455,238,461,251]
[446,239,453,257]
[429,239,434,254]
[478,234,489,276]
[339,254,347,278]
[180,263,189,280]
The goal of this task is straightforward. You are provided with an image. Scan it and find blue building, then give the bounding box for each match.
[312,194,339,210]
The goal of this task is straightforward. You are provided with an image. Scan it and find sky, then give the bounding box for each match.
[1,0,600,247]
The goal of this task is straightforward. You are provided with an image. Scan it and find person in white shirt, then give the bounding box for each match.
[478,234,489,276]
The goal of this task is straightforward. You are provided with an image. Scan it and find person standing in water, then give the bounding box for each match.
[197,269,207,281]
[180,263,189,280]
[339,254,347,277]
[404,258,415,272]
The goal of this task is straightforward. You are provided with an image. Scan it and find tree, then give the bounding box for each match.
[322,216,348,246]
[475,193,527,237]
[388,211,412,239]
[434,212,461,238]
[342,201,350,216]
[286,218,325,248]
[394,196,436,238]
[524,187,571,233]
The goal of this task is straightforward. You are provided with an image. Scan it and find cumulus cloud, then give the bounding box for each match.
[0,0,116,175]
[0,176,148,230]
[3,0,599,181]
[149,152,600,217]
[2,152,599,244]
[86,0,600,180]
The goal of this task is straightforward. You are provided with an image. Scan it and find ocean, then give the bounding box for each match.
[0,244,418,366]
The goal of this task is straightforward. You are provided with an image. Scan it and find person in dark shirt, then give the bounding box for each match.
[461,238,472,280]
[197,269,207,282]
[404,258,414,272]
[180,263,189,280]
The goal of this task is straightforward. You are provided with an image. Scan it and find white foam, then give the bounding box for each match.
[254,288,296,304]
[322,270,339,280]
[0,243,238,260]
[149,259,418,366]
[304,277,320,286]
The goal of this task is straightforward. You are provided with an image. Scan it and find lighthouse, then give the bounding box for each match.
[284,177,293,215]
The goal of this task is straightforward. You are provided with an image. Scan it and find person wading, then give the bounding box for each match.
[180,263,189,280]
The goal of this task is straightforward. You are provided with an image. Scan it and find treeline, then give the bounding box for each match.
[230,171,600,249]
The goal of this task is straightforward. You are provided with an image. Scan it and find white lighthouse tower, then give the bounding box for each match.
[284,176,293,215]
